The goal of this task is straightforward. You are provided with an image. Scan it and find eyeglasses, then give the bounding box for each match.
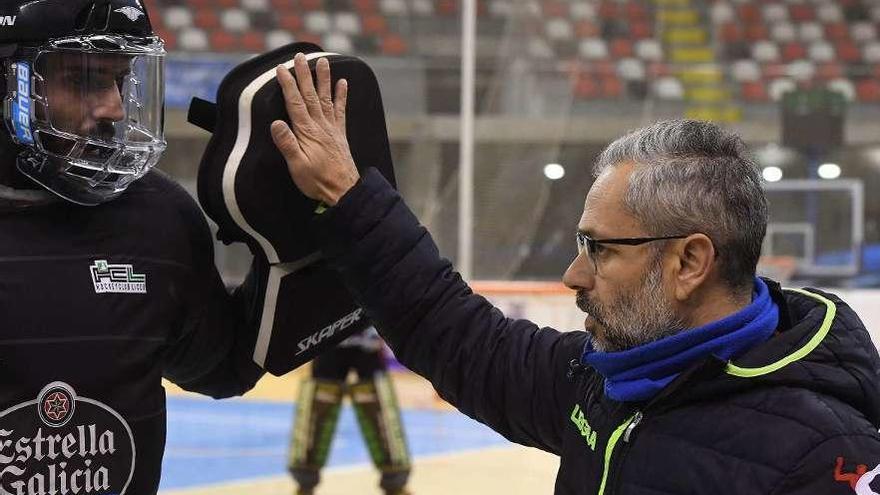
[575,232,689,274]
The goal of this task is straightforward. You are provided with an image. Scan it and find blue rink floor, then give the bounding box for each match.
[160,396,510,490]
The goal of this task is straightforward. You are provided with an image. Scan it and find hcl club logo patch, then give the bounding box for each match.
[90,260,147,294]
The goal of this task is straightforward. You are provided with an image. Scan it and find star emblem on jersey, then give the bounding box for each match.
[114,6,145,21]
[38,384,74,427]
[44,392,69,421]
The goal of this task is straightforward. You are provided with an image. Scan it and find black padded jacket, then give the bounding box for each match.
[315,168,880,495]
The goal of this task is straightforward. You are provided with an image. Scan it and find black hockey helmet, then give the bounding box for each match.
[0,0,166,205]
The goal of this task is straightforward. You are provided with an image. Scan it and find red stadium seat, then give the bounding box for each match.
[573,75,599,99]
[194,10,220,29]
[610,39,633,58]
[300,0,324,11]
[241,31,265,52]
[626,2,647,20]
[543,1,566,18]
[271,0,295,10]
[825,22,849,41]
[353,0,377,11]
[362,14,387,34]
[279,13,303,31]
[216,0,238,7]
[601,76,623,98]
[741,82,769,102]
[817,62,843,80]
[209,30,238,51]
[590,60,616,77]
[836,41,861,63]
[187,0,212,8]
[763,63,787,79]
[746,24,769,42]
[737,4,760,23]
[598,2,619,19]
[381,33,407,55]
[436,0,456,16]
[789,5,815,22]
[720,23,741,43]
[781,41,806,61]
[647,62,671,78]
[575,20,599,38]
[856,79,880,102]
[630,22,652,39]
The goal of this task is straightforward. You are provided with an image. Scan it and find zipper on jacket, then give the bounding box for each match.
[623,411,643,443]
[567,358,585,380]
[597,411,640,495]
[596,359,720,495]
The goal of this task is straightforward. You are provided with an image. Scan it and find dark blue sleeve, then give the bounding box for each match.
[314,168,588,453]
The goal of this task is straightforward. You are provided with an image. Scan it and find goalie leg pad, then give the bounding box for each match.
[288,378,345,488]
[349,373,411,491]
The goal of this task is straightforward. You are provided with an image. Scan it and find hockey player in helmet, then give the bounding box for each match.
[0,2,266,494]
[0,0,166,205]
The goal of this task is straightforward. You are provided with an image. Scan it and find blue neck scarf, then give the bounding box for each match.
[581,277,779,402]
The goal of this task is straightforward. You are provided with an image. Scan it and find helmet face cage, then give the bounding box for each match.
[4,34,166,205]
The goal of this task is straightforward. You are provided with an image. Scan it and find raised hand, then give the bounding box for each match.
[270,53,360,206]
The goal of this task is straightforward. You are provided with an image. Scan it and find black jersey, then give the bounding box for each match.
[0,170,264,495]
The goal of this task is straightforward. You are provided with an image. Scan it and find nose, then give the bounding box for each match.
[91,86,126,123]
[563,251,595,292]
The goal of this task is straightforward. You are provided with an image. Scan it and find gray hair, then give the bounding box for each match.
[593,119,767,293]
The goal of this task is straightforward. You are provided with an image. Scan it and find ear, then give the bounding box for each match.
[671,233,715,302]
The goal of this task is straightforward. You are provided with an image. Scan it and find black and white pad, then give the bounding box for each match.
[188,42,396,375]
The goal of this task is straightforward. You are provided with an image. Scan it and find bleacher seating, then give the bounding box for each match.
[709,0,880,103]
[147,0,880,104]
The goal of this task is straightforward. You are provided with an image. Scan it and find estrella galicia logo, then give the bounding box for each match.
[0,381,136,494]
[90,260,146,294]
[11,61,33,145]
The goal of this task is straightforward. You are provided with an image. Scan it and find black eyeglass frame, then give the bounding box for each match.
[575,232,690,273]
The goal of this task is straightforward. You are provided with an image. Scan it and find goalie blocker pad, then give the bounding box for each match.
[188,42,396,375]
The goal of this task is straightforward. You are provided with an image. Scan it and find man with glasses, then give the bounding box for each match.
[270,54,880,494]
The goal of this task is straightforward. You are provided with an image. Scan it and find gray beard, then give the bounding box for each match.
[578,261,686,352]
